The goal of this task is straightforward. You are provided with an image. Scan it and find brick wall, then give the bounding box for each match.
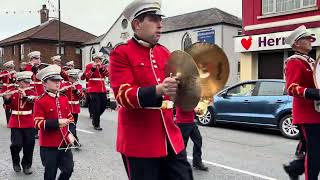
[2,41,82,71]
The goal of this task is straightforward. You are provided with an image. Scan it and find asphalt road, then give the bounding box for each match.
[0,105,302,180]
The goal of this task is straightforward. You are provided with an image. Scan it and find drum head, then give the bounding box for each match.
[314,56,320,88]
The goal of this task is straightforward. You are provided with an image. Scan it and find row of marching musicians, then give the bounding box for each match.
[0,51,108,179]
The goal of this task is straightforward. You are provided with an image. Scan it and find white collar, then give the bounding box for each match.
[133,35,154,48]
[46,91,59,98]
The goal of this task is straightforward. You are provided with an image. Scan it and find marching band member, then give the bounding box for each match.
[80,71,93,119]
[60,69,84,147]
[24,51,41,72]
[66,61,75,70]
[33,65,76,180]
[4,71,36,175]
[84,52,108,130]
[51,55,69,81]
[284,25,320,180]
[109,0,193,179]
[175,107,208,171]
[25,51,45,97]
[0,60,17,123]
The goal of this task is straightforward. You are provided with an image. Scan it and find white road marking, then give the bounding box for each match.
[76,128,95,134]
[187,156,278,180]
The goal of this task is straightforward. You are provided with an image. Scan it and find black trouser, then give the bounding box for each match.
[285,125,306,176]
[301,124,320,180]
[177,123,203,164]
[121,142,193,180]
[40,147,74,180]
[10,128,35,169]
[87,94,93,118]
[5,109,11,124]
[72,113,79,141]
[89,93,107,127]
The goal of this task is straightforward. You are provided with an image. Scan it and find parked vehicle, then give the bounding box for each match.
[196,79,299,139]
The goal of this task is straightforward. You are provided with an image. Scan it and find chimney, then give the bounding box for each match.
[40,4,49,24]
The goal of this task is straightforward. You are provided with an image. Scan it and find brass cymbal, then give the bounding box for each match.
[186,43,230,99]
[165,50,201,111]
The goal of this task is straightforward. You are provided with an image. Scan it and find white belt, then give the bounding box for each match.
[12,110,32,115]
[68,101,80,105]
[89,78,105,81]
[31,82,42,85]
[145,100,174,110]
[3,83,14,87]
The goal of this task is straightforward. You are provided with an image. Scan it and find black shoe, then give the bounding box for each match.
[23,168,33,175]
[75,142,82,150]
[193,162,209,171]
[283,164,299,180]
[13,164,21,172]
[94,126,103,131]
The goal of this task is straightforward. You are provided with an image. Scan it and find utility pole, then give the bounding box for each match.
[58,0,61,55]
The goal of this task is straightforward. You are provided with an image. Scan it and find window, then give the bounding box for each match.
[227,82,257,97]
[121,19,129,29]
[75,48,81,54]
[56,46,65,55]
[12,45,15,56]
[182,32,192,50]
[20,44,24,60]
[262,0,316,15]
[0,48,3,57]
[257,82,285,96]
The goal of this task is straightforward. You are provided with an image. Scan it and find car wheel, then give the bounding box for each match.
[279,114,300,139]
[196,107,215,126]
[80,95,88,107]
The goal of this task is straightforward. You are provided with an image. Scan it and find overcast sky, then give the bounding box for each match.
[0,0,242,40]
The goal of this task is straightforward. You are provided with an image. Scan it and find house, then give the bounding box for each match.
[0,5,97,70]
[81,8,242,86]
[234,0,320,81]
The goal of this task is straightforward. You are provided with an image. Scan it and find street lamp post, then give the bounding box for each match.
[58,0,61,56]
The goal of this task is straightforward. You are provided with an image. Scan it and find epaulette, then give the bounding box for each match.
[112,42,128,50]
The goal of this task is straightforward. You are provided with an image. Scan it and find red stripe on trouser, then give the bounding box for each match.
[126,156,131,180]
[301,125,309,180]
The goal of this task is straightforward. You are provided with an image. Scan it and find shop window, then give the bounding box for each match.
[262,0,316,15]
[258,52,284,79]
[288,49,316,59]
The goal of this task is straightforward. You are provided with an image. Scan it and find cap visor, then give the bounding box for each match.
[45,75,63,81]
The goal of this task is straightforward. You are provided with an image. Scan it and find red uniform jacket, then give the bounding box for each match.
[84,63,108,93]
[61,70,69,81]
[0,70,15,93]
[285,54,320,124]
[175,107,195,124]
[23,63,45,96]
[60,81,84,114]
[109,38,185,158]
[23,63,33,71]
[0,70,16,110]
[6,88,36,128]
[31,78,45,96]
[33,92,75,147]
